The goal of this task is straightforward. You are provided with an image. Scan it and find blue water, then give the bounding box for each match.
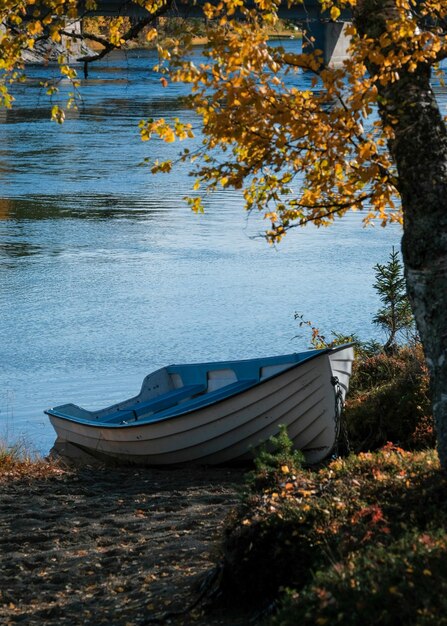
[0,45,402,453]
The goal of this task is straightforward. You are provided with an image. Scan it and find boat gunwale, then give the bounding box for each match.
[45,344,354,429]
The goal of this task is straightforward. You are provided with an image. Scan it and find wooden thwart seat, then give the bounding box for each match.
[101,383,206,423]
[137,379,258,423]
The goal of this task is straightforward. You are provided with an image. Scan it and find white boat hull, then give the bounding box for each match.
[48,345,354,466]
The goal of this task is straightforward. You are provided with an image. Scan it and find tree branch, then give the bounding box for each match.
[59,0,173,73]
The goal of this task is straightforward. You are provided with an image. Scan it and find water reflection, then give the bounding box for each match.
[0,195,175,221]
[0,240,45,259]
[0,198,12,219]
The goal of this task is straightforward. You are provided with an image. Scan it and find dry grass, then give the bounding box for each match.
[0,440,65,480]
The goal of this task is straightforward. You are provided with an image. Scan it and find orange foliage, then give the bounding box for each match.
[140,0,447,238]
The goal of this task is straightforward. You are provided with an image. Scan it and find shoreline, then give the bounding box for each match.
[86,31,301,53]
[21,31,301,66]
[0,461,246,625]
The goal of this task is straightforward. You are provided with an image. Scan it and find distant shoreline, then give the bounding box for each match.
[87,31,301,52]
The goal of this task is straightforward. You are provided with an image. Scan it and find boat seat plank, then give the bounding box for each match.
[133,384,206,417]
[138,378,258,423]
[101,384,206,423]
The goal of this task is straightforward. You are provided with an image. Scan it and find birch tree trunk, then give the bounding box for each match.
[355,0,447,468]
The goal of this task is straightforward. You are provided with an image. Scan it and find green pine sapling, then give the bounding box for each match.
[372,248,414,354]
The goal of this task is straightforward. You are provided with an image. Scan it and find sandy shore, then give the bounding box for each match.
[0,464,246,625]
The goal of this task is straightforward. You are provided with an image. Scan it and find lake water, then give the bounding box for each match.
[0,44,404,454]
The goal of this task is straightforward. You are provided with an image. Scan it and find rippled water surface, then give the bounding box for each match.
[1,46,404,453]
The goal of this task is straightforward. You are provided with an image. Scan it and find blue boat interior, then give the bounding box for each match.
[45,349,326,426]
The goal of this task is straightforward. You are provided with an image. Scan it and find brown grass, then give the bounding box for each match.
[0,440,65,480]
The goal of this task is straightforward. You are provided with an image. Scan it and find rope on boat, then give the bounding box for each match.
[331,376,350,457]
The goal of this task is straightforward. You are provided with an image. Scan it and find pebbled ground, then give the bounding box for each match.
[0,465,247,625]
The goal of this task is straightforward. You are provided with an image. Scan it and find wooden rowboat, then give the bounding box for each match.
[45,344,354,466]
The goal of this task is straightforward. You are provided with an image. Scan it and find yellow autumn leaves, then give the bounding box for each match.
[139,118,194,144]
[147,0,447,236]
[142,1,410,237]
[0,0,84,106]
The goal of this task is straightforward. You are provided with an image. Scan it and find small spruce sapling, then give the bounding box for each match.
[372,248,414,354]
[247,425,305,491]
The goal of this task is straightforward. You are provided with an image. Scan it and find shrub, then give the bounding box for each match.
[219,428,314,604]
[217,445,446,617]
[345,344,435,452]
[272,530,447,626]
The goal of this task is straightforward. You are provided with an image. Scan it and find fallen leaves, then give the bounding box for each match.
[0,465,244,625]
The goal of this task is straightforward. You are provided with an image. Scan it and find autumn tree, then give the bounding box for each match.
[3,0,447,468]
[142,0,447,470]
